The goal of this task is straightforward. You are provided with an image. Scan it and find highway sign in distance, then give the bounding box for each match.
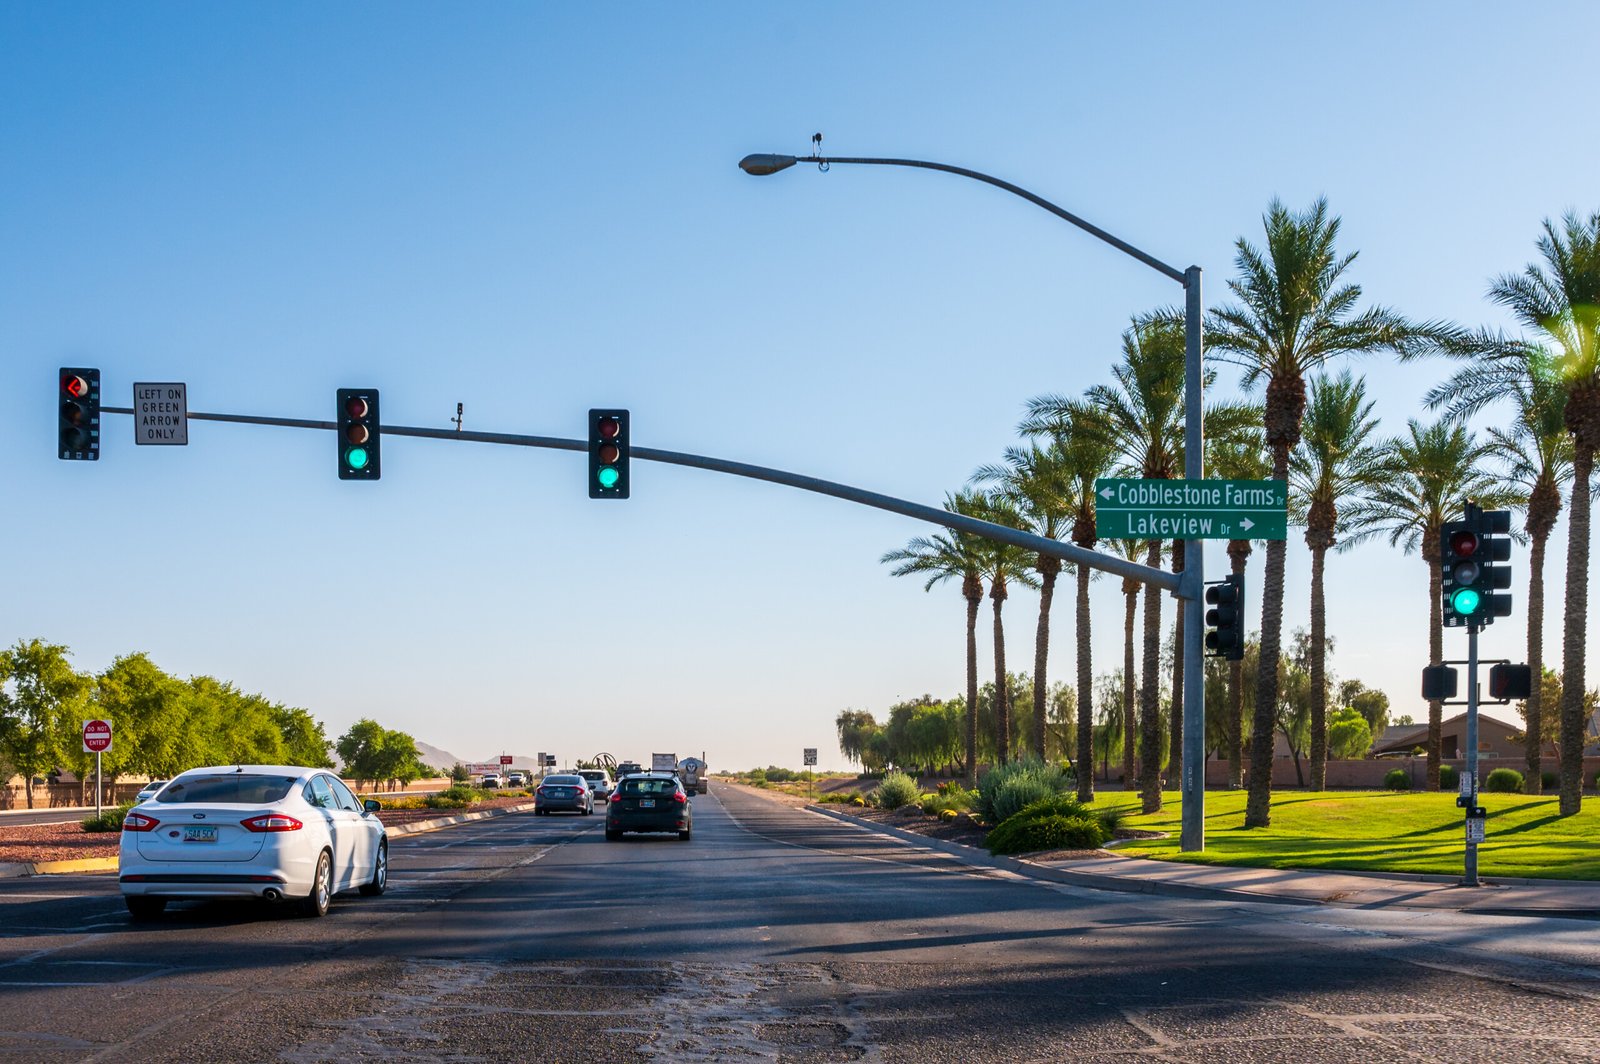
[133,382,187,445]
[803,748,818,766]
[1095,478,1288,540]
[499,755,513,766]
[82,719,113,754]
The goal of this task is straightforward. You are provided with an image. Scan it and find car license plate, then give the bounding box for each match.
[183,826,218,843]
[640,799,655,808]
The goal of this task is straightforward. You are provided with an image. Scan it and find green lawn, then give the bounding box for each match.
[1098,789,1600,881]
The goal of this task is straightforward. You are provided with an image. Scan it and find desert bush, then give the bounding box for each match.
[1095,803,1127,836]
[976,759,1072,824]
[1383,768,1412,791]
[1484,768,1523,793]
[1438,764,1458,790]
[921,785,977,816]
[875,772,920,811]
[938,809,958,822]
[850,795,866,807]
[424,786,481,810]
[81,801,135,833]
[1542,771,1558,791]
[986,810,1106,855]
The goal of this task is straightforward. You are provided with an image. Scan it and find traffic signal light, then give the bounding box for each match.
[337,389,381,480]
[1204,573,1244,660]
[588,409,629,499]
[58,367,100,460]
[1489,663,1533,701]
[1440,506,1511,627]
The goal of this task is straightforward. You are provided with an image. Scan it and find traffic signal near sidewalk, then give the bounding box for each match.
[1204,574,1244,661]
[588,409,630,499]
[1440,504,1511,628]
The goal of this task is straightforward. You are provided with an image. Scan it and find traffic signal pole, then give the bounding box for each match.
[96,405,1179,589]
[1465,624,1481,887]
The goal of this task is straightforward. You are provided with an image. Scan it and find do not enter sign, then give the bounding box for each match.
[82,719,113,754]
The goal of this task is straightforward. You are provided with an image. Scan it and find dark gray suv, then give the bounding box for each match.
[605,772,691,840]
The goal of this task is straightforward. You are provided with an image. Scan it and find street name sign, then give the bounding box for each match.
[1095,478,1288,540]
[82,718,113,753]
[803,748,818,766]
[133,382,187,445]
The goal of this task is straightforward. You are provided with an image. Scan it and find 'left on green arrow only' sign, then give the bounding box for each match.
[1094,478,1288,540]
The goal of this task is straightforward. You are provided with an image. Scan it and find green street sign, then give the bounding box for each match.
[1094,478,1288,540]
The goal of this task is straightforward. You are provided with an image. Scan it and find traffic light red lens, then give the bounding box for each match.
[599,443,620,464]
[1449,531,1478,557]
[63,375,87,398]
[346,424,370,445]
[598,418,620,440]
[345,397,369,420]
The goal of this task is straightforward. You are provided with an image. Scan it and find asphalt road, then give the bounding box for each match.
[0,809,108,828]
[1,785,1598,1062]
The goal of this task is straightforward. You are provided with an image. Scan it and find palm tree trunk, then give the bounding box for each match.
[1076,562,1094,802]
[1245,445,1291,827]
[965,576,983,787]
[1226,539,1251,788]
[1122,581,1137,788]
[1032,560,1059,762]
[1526,531,1547,794]
[1168,538,1184,787]
[1140,539,1164,814]
[1309,545,1328,791]
[1428,549,1443,790]
[1558,445,1592,816]
[993,575,1010,766]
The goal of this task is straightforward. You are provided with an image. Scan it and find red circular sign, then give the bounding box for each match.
[82,719,112,753]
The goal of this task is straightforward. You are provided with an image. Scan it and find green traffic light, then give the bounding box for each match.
[597,466,620,489]
[346,446,369,471]
[1451,587,1482,615]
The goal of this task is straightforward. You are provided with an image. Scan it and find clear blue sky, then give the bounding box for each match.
[4,3,1596,769]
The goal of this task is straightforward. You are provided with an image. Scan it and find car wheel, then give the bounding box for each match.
[301,850,332,917]
[605,829,621,840]
[359,840,388,896]
[126,896,166,921]
[679,826,692,841]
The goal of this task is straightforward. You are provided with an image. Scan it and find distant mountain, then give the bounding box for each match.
[414,740,466,772]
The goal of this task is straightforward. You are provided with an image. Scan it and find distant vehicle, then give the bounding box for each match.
[678,757,708,796]
[479,773,503,789]
[535,774,593,816]
[119,764,388,920]
[614,761,643,778]
[577,769,613,798]
[136,780,169,803]
[606,771,691,841]
[652,752,677,772]
[505,771,527,788]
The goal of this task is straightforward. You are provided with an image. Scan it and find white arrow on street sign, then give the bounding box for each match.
[1099,487,1114,500]
[1240,517,1254,531]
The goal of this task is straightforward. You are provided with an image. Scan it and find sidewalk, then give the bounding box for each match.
[806,803,1600,920]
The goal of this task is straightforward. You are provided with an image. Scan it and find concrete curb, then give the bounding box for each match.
[804,804,1320,909]
[0,803,539,876]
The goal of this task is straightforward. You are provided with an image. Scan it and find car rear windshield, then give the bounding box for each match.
[544,776,582,785]
[621,778,678,797]
[579,772,604,780]
[158,774,298,804]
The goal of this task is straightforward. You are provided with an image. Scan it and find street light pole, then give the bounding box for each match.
[742,149,1207,851]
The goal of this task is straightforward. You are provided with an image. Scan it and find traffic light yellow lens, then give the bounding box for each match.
[1452,587,1481,615]
[347,447,369,471]
[597,466,620,489]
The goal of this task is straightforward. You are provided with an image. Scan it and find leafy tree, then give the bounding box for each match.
[1209,429,1270,788]
[273,705,334,768]
[836,709,886,772]
[0,639,91,807]
[336,718,389,787]
[972,492,1038,766]
[1341,682,1391,738]
[1327,706,1374,760]
[376,728,423,789]
[1206,197,1457,827]
[450,762,470,783]
[1290,370,1385,789]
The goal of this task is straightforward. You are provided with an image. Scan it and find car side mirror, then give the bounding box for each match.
[363,799,381,813]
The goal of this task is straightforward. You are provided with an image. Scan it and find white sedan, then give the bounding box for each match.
[119,764,388,920]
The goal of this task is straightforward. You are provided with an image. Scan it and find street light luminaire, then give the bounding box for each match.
[738,154,798,176]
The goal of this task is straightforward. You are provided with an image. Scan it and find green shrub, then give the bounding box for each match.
[818,792,856,804]
[1484,768,1523,793]
[1383,768,1412,791]
[746,769,767,784]
[1593,769,1600,792]
[424,785,481,810]
[875,772,920,811]
[1096,803,1127,836]
[986,812,1107,855]
[1542,770,1559,791]
[81,801,135,833]
[1438,764,1458,790]
[920,785,977,816]
[976,759,1072,824]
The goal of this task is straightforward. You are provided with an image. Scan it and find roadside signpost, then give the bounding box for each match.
[82,719,112,818]
[803,748,817,800]
[499,754,513,766]
[1095,479,1288,540]
[132,383,187,445]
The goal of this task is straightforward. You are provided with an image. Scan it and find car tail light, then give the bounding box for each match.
[673,792,687,804]
[609,792,623,803]
[122,813,159,832]
[536,787,547,796]
[240,813,304,833]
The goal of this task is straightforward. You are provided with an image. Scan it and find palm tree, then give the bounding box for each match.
[1433,213,1600,814]
[1359,419,1514,789]
[1112,537,1147,789]
[1427,361,1573,794]
[1289,371,1385,791]
[1206,197,1457,828]
[1017,401,1119,800]
[881,490,990,785]
[1207,430,1270,788]
[973,444,1074,763]
[973,492,1038,766]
